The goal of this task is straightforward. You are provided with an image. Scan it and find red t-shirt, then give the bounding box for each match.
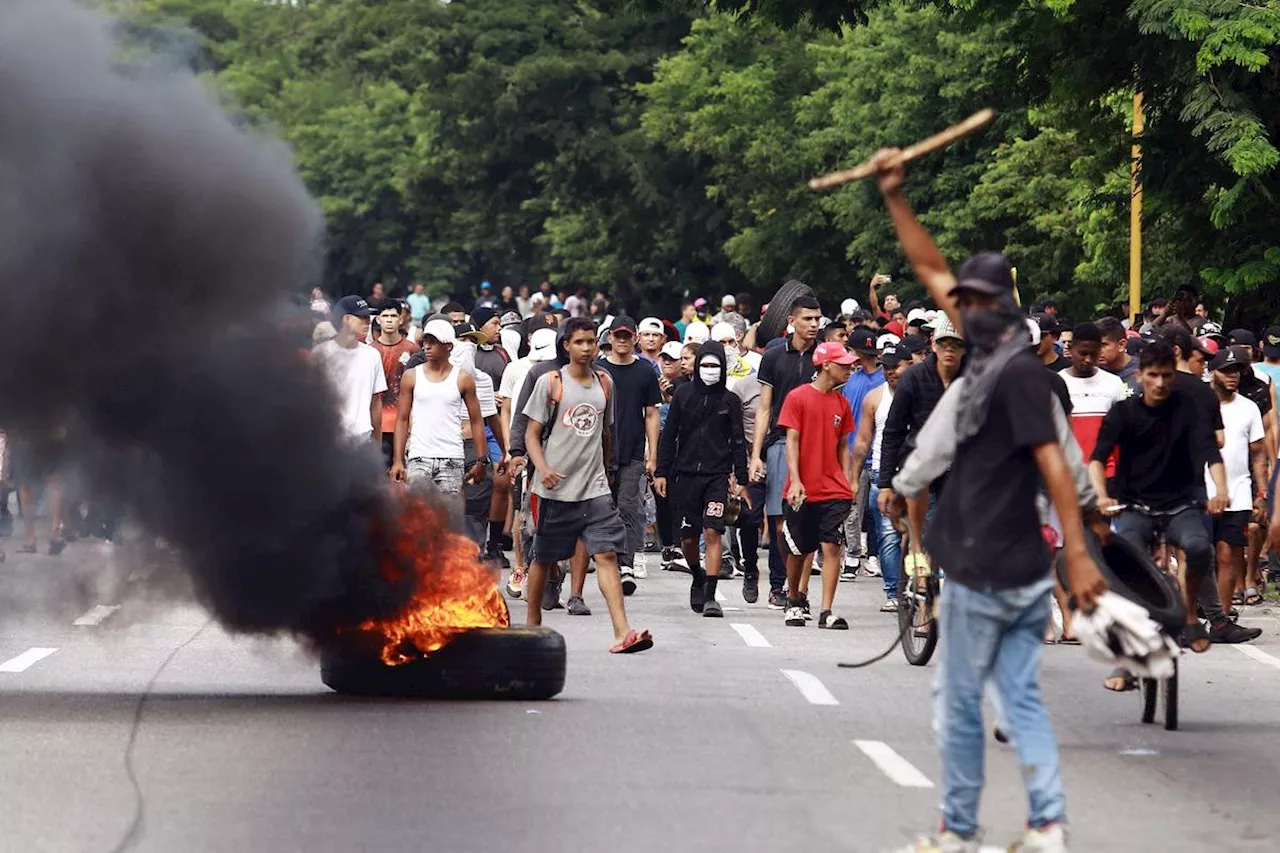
[372,337,421,433]
[777,383,855,501]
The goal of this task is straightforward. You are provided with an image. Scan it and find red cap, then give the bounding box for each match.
[1198,336,1219,355]
[814,341,857,367]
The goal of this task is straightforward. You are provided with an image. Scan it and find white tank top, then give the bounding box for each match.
[871,386,893,474]
[407,363,464,460]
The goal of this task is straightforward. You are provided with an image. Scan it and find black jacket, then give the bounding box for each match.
[877,354,950,489]
[657,341,748,483]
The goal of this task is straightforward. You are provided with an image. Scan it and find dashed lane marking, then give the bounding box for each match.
[781,669,839,705]
[730,623,771,648]
[0,647,58,673]
[714,588,727,601]
[73,604,120,627]
[853,740,934,788]
[1232,644,1280,671]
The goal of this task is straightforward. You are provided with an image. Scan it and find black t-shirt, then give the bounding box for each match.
[757,338,817,448]
[1091,388,1222,511]
[473,346,508,392]
[1046,355,1071,372]
[927,351,1058,591]
[599,357,660,463]
[1240,371,1273,417]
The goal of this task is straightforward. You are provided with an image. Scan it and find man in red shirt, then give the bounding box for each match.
[371,299,421,469]
[778,341,856,629]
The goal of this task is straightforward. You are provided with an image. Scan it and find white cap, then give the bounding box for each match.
[819,316,831,329]
[684,321,709,344]
[932,315,963,342]
[423,318,456,344]
[840,297,860,316]
[1025,318,1041,347]
[924,310,941,327]
[638,317,664,334]
[907,307,929,325]
[876,333,901,350]
[710,322,738,343]
[659,341,684,360]
[529,292,546,305]
[721,294,736,307]
[529,327,557,361]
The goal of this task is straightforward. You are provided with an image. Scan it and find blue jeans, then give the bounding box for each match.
[933,578,1064,838]
[867,480,901,599]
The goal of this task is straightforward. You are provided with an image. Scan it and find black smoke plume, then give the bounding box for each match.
[0,0,417,641]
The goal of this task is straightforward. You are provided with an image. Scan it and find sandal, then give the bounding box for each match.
[1244,587,1264,606]
[1103,667,1138,692]
[609,629,654,655]
[818,610,848,630]
[1232,591,1245,606]
[1058,634,1082,646]
[1180,622,1211,653]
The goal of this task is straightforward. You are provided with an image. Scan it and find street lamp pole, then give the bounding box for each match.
[1129,92,1144,326]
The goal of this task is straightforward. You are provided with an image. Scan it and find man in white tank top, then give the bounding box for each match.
[848,344,910,612]
[390,319,488,496]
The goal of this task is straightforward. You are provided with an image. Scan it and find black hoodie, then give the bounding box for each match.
[657,340,748,482]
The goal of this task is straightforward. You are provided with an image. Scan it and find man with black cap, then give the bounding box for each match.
[840,327,884,578]
[1256,326,1280,385]
[871,147,1106,853]
[1035,315,1070,371]
[308,295,387,445]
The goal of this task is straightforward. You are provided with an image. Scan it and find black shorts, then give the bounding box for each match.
[530,494,627,563]
[1214,510,1250,547]
[462,438,493,519]
[674,473,730,537]
[781,499,852,556]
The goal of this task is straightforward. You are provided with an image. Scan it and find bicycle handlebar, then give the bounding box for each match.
[1104,502,1201,518]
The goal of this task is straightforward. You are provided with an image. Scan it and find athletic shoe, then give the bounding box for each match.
[633,554,648,579]
[840,566,858,582]
[661,546,683,565]
[842,556,860,572]
[1210,620,1262,643]
[879,597,899,613]
[690,577,706,613]
[484,543,510,569]
[718,553,737,580]
[506,568,526,599]
[767,589,787,610]
[742,573,759,604]
[801,596,813,621]
[1007,823,1067,852]
[702,600,724,618]
[818,610,848,630]
[621,567,637,596]
[541,579,563,611]
[889,831,982,853]
[784,605,806,627]
[643,540,661,553]
[566,595,592,616]
[862,557,882,577]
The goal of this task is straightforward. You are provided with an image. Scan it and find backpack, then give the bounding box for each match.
[544,366,613,441]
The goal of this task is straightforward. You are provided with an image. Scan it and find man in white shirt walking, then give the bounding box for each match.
[308,295,386,446]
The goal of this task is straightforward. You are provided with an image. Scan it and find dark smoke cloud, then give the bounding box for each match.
[0,0,416,640]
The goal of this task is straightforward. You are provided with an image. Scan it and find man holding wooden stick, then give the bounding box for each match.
[866,144,1107,853]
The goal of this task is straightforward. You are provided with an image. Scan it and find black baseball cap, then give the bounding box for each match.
[610,315,638,335]
[1228,328,1257,347]
[1034,314,1063,335]
[848,328,877,355]
[1209,347,1246,372]
[1263,326,1280,359]
[334,295,375,319]
[950,252,1016,298]
[880,345,907,368]
[453,321,481,339]
[900,334,928,354]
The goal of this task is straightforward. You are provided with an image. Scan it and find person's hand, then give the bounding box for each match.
[1254,496,1268,523]
[1097,495,1120,516]
[389,462,407,483]
[886,491,906,529]
[658,375,672,393]
[510,455,527,475]
[541,469,565,490]
[497,455,510,477]
[645,455,657,479]
[468,461,488,485]
[652,476,667,498]
[749,456,765,483]
[870,273,892,289]
[1207,493,1229,516]
[1083,508,1112,544]
[870,147,906,196]
[1065,549,1109,614]
[877,487,895,516]
[786,483,805,510]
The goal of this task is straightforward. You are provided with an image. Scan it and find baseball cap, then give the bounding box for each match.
[876,332,901,350]
[721,294,736,308]
[813,341,857,366]
[1198,336,1220,355]
[710,322,737,343]
[931,314,963,342]
[1263,326,1280,358]
[1228,328,1257,347]
[453,321,482,339]
[1025,318,1041,347]
[1209,347,1246,372]
[423,318,456,344]
[684,321,710,344]
[906,307,929,327]
[528,327,557,361]
[950,252,1016,298]
[479,280,492,291]
[848,328,878,355]
[693,297,708,310]
[840,297,860,316]
[659,341,684,360]
[1200,320,1223,336]
[1035,314,1063,335]
[334,295,375,319]
[499,311,522,329]
[880,345,907,368]
[638,317,664,335]
[610,315,637,336]
[900,334,927,354]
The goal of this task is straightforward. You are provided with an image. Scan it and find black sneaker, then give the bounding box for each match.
[661,546,683,565]
[621,567,637,596]
[541,580,563,611]
[767,589,787,610]
[566,595,591,616]
[742,573,759,604]
[718,554,736,580]
[1210,620,1262,644]
[801,596,813,621]
[702,600,724,618]
[689,575,707,613]
[643,540,662,553]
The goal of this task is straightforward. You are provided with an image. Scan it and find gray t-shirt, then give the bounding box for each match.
[523,367,614,502]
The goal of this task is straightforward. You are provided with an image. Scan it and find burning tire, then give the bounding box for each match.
[756,279,814,344]
[320,626,567,700]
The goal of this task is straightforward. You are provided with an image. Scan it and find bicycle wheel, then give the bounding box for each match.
[901,576,939,666]
[1140,677,1158,724]
[1163,660,1179,731]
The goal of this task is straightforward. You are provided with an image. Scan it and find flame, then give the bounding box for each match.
[354,491,509,665]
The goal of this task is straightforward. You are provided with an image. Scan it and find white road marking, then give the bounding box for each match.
[73,604,120,627]
[0,647,58,673]
[723,606,742,612]
[730,623,772,648]
[1119,747,1159,756]
[781,669,839,705]
[714,588,727,601]
[1232,644,1280,670]
[854,740,934,788]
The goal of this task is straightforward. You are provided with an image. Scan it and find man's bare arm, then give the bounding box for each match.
[369,392,383,444]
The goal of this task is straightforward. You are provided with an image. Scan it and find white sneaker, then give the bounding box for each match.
[784,605,805,627]
[1008,823,1067,852]
[887,831,982,853]
[632,554,648,579]
[863,556,882,577]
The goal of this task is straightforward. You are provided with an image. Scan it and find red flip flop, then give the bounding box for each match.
[609,629,654,654]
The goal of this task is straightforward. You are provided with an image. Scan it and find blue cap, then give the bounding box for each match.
[334,295,374,319]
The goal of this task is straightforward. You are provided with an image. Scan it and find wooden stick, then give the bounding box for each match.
[807,108,996,191]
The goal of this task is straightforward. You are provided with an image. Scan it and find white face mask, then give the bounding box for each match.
[721,343,741,372]
[699,365,723,385]
[449,340,476,367]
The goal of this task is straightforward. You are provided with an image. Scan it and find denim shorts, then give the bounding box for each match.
[764,441,788,517]
[406,457,464,495]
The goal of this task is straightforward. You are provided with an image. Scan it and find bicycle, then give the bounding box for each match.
[896,497,938,666]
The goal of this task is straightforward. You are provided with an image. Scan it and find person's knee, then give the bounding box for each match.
[1184,536,1214,573]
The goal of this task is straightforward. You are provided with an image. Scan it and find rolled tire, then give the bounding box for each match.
[1055,530,1185,632]
[756,279,814,344]
[320,626,566,700]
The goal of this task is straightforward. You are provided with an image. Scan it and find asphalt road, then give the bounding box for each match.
[3,541,1280,852]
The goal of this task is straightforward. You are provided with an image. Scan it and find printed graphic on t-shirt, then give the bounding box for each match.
[564,402,602,437]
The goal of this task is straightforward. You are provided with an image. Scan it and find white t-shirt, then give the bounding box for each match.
[1059,369,1127,463]
[1208,393,1264,511]
[309,340,388,440]
[743,350,763,372]
[498,356,539,430]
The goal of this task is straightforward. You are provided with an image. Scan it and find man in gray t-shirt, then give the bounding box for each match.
[522,319,652,655]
